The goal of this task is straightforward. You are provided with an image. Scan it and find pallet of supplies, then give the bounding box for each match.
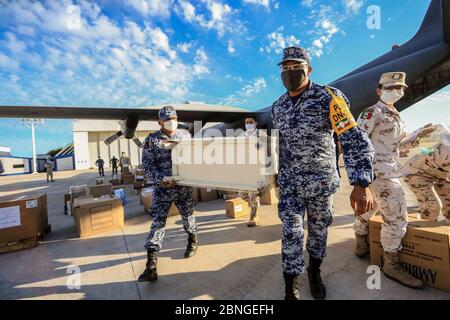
[0,194,50,253]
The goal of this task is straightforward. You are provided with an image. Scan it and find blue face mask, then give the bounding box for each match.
[245,124,256,131]
[420,147,433,155]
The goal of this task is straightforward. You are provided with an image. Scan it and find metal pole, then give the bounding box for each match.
[31,121,38,174]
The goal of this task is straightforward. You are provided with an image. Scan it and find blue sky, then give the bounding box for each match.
[0,0,448,157]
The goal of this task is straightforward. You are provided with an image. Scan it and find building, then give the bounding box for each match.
[73,119,159,170]
[72,103,247,170]
[0,146,32,176]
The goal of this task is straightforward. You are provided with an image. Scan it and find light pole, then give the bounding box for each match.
[21,118,44,174]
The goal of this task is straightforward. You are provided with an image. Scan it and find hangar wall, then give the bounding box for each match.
[73,120,159,171]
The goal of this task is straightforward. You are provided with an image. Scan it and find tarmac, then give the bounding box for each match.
[0,168,449,300]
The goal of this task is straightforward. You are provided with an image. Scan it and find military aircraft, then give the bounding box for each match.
[0,0,449,147]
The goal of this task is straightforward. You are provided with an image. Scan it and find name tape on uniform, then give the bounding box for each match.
[326,87,357,135]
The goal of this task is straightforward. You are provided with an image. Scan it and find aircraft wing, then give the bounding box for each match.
[330,0,450,116]
[0,105,255,123]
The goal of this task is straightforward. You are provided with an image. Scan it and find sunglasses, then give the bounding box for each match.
[280,63,308,72]
[382,85,406,91]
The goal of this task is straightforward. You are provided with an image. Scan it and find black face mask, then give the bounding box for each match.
[281,69,306,91]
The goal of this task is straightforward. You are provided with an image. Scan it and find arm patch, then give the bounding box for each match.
[326,87,357,136]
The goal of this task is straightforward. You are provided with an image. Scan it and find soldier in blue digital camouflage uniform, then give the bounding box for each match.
[272,47,375,300]
[138,106,198,282]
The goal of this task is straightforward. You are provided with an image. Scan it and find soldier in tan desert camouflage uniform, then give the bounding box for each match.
[402,137,450,223]
[353,72,424,289]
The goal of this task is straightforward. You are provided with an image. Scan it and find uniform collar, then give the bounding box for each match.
[158,129,178,139]
[377,100,400,115]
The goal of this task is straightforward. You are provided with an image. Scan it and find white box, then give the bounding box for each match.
[170,136,278,192]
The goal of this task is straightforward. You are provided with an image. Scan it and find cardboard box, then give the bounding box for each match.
[140,189,179,217]
[369,214,450,292]
[134,180,145,189]
[135,170,145,180]
[225,198,250,219]
[89,183,113,198]
[70,185,88,204]
[122,174,135,185]
[0,194,49,252]
[72,196,124,238]
[260,186,279,205]
[109,178,121,186]
[198,188,217,202]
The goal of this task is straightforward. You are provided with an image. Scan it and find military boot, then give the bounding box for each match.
[247,208,259,227]
[383,251,424,289]
[283,273,300,300]
[184,233,198,258]
[307,256,326,300]
[138,250,158,282]
[354,234,370,258]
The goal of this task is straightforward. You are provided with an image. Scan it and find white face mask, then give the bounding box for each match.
[163,119,178,131]
[381,89,404,105]
[245,123,256,132]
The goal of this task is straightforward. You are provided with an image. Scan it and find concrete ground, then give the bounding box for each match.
[0,168,449,300]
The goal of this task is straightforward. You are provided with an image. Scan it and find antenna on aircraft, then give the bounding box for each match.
[21,118,44,174]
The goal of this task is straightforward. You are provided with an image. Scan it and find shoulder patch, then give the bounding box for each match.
[361,111,372,120]
[326,87,357,136]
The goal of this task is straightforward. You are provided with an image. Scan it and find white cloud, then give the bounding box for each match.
[301,0,314,7]
[124,21,146,45]
[125,0,172,18]
[0,53,20,70]
[222,77,267,105]
[241,77,267,97]
[4,32,27,53]
[193,48,210,75]
[176,0,234,37]
[274,2,280,9]
[16,25,35,36]
[148,27,177,59]
[177,42,194,53]
[261,28,301,54]
[0,0,215,105]
[243,0,270,9]
[227,40,235,54]
[344,0,364,14]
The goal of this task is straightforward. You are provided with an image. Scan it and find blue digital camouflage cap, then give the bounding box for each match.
[278,46,310,66]
[158,105,177,121]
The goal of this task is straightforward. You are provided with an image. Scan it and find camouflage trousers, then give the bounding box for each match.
[278,187,334,276]
[404,174,450,221]
[354,178,407,253]
[238,191,260,209]
[145,186,197,252]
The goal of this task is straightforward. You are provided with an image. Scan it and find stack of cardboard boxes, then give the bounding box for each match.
[0,194,50,253]
[134,167,146,190]
[66,183,124,238]
[369,214,450,292]
[121,165,135,185]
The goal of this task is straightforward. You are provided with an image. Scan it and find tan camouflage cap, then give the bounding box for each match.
[379,72,408,87]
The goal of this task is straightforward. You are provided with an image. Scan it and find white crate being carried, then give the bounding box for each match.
[169,136,278,192]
